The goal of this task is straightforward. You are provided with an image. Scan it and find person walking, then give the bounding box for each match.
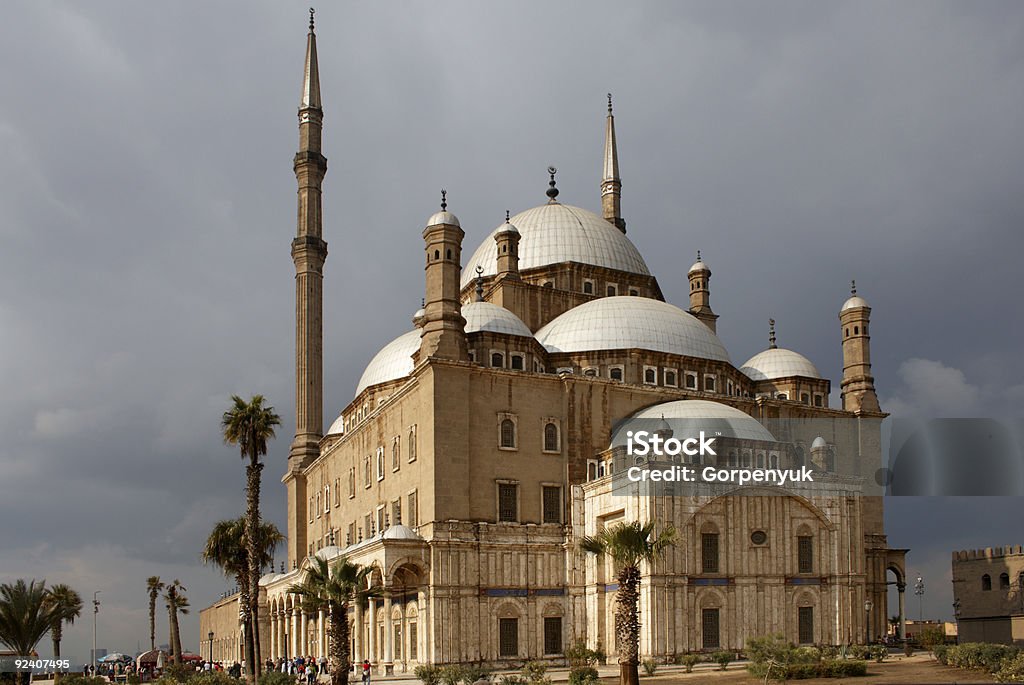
[361,659,371,685]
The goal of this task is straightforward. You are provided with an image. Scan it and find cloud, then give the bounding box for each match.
[883,358,984,417]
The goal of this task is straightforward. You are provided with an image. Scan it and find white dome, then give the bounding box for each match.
[842,295,869,311]
[326,414,346,436]
[462,301,533,337]
[688,259,708,274]
[610,399,776,446]
[811,436,828,450]
[354,329,421,397]
[381,524,424,541]
[535,297,730,362]
[461,203,650,288]
[740,348,821,381]
[426,210,460,227]
[315,545,341,560]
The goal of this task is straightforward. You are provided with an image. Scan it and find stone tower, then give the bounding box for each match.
[284,10,327,568]
[417,193,468,362]
[494,212,521,280]
[688,251,718,333]
[601,94,626,233]
[840,281,880,413]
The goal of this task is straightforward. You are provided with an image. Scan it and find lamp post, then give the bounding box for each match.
[208,632,214,664]
[864,599,873,644]
[915,574,925,622]
[92,591,101,676]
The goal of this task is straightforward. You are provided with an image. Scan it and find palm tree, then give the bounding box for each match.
[288,556,378,685]
[45,584,82,685]
[222,394,281,682]
[0,579,57,685]
[202,517,284,679]
[164,580,189,665]
[146,576,164,651]
[579,521,676,685]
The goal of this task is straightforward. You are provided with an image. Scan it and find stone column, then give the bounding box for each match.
[270,612,277,660]
[301,610,309,656]
[353,601,363,664]
[291,607,299,659]
[383,595,394,675]
[418,590,428,665]
[318,609,326,658]
[898,582,907,645]
[367,599,377,666]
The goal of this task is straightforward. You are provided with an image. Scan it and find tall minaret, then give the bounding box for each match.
[839,280,880,413]
[602,94,626,233]
[285,9,327,568]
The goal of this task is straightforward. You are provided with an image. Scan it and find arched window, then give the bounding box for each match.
[644,368,656,384]
[433,249,440,260]
[511,354,524,370]
[1000,573,1010,590]
[446,248,452,259]
[583,367,597,377]
[854,325,859,334]
[408,427,417,462]
[543,423,559,452]
[500,419,516,448]
[583,281,594,295]
[609,367,623,381]
[606,285,617,296]
[491,352,504,368]
[392,440,400,471]
[982,574,992,591]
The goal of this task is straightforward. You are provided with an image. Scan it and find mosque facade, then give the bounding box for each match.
[200,16,907,671]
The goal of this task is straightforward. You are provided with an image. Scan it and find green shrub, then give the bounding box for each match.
[461,665,492,685]
[712,651,733,670]
[440,665,469,685]
[748,659,867,681]
[565,642,604,669]
[415,665,443,685]
[567,667,599,685]
[640,659,656,676]
[746,634,793,665]
[933,644,949,665]
[520,662,550,685]
[945,643,1020,673]
[995,652,1024,683]
[920,625,946,651]
[498,677,525,685]
[191,673,242,685]
[259,672,294,685]
[824,660,868,677]
[677,654,700,673]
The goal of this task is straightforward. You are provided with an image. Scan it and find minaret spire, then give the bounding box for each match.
[769,318,777,349]
[286,8,329,570]
[602,93,626,233]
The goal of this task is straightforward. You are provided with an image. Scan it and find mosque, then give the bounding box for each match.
[200,14,908,671]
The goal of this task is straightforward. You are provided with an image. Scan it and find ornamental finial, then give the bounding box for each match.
[475,266,485,302]
[440,189,447,211]
[309,7,315,31]
[769,318,777,349]
[607,93,613,115]
[505,210,510,223]
[546,166,559,201]
[851,279,857,295]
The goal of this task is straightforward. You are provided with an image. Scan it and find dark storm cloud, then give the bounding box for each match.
[2,0,1022,662]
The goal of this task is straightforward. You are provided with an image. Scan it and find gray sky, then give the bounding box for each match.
[1,1,1022,663]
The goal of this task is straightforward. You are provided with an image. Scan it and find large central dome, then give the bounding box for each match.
[461,203,650,288]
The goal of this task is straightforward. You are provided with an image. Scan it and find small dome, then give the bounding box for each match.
[536,297,730,362]
[689,259,709,274]
[326,414,346,436]
[842,295,869,311]
[610,399,776,447]
[496,221,520,236]
[462,203,649,288]
[354,329,421,397]
[382,524,424,541]
[462,301,533,337]
[740,348,821,381]
[426,210,460,227]
[315,545,341,560]
[811,436,828,450]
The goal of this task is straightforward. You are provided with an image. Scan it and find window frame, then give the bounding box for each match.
[542,419,561,454]
[498,413,518,451]
[541,484,562,524]
[496,480,519,523]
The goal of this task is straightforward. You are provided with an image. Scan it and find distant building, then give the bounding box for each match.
[952,546,1024,645]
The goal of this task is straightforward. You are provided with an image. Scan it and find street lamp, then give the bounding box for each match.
[92,591,101,676]
[915,574,926,622]
[208,632,214,664]
[864,599,873,644]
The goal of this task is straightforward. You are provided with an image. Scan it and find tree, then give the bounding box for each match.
[579,521,676,685]
[202,517,284,677]
[222,394,281,682]
[889,614,901,640]
[288,556,378,685]
[0,579,57,685]
[45,584,82,685]
[146,576,164,651]
[164,580,189,665]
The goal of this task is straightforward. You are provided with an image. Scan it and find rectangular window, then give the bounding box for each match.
[542,486,561,524]
[663,369,678,387]
[376,506,386,533]
[407,491,418,527]
[702,608,720,649]
[408,426,417,462]
[363,514,372,539]
[349,468,356,498]
[392,438,401,471]
[347,522,355,546]
[511,354,524,370]
[814,394,823,407]
[643,366,657,384]
[334,478,340,506]
[409,624,417,661]
[376,447,386,481]
[798,606,814,644]
[392,499,402,526]
[498,618,518,657]
[704,375,716,392]
[798,536,813,574]
[702,533,720,573]
[498,483,518,522]
[364,456,371,487]
[543,617,562,655]
[685,373,697,389]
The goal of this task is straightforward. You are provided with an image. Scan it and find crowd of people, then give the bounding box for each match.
[77,655,347,683]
